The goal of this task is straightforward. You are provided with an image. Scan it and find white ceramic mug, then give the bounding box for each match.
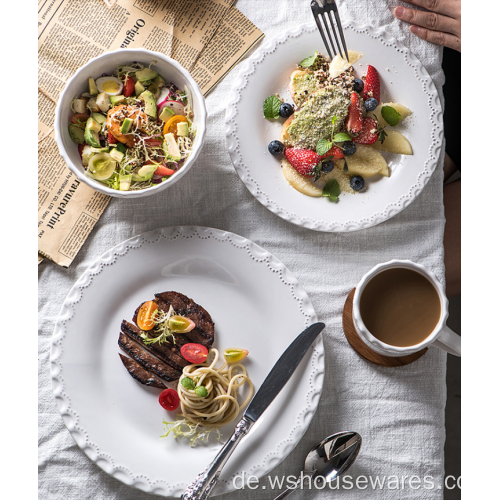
[352,260,461,357]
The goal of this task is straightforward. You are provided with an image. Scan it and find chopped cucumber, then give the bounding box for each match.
[139,90,157,118]
[131,164,157,182]
[69,124,85,144]
[91,112,106,124]
[88,153,116,180]
[110,95,126,105]
[119,174,132,191]
[116,142,127,154]
[158,106,175,121]
[120,118,133,134]
[164,132,181,161]
[89,78,98,95]
[110,148,124,162]
[177,122,189,137]
[90,147,109,153]
[153,75,166,87]
[135,68,158,82]
[96,92,111,112]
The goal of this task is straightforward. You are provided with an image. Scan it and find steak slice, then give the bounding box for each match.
[119,354,165,388]
[153,291,215,347]
[118,332,182,381]
[121,320,190,372]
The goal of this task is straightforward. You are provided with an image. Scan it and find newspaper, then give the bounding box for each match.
[38,0,264,267]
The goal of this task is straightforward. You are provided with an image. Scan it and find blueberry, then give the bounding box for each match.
[321,160,335,173]
[268,140,284,155]
[353,78,364,93]
[350,175,365,191]
[342,141,357,156]
[364,98,378,111]
[279,103,294,119]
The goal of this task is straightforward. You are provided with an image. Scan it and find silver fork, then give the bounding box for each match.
[311,0,349,61]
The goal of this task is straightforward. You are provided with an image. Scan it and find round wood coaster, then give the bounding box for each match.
[342,288,428,367]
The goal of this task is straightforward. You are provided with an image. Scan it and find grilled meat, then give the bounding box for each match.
[118,354,165,388]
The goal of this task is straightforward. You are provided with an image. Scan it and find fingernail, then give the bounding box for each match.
[394,6,405,18]
[410,25,420,35]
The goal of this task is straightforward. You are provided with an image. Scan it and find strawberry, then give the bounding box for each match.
[362,65,380,102]
[320,145,344,160]
[345,92,363,135]
[284,148,320,176]
[352,117,379,144]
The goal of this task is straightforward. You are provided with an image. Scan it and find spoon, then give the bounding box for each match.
[272,431,362,499]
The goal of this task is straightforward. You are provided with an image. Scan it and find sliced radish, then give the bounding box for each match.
[159,100,186,117]
[157,88,171,107]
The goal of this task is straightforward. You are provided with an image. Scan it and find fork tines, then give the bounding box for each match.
[311,0,349,62]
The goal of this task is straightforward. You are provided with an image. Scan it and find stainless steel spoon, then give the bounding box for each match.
[273,431,362,499]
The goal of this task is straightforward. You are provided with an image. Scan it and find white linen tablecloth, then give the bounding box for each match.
[38,1,448,498]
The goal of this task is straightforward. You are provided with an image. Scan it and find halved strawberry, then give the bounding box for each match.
[284,148,320,176]
[362,65,380,102]
[108,132,118,144]
[320,145,344,160]
[345,92,363,135]
[352,117,379,145]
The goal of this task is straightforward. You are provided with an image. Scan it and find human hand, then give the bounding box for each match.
[394,0,461,51]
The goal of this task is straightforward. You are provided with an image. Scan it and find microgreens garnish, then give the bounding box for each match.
[140,305,177,345]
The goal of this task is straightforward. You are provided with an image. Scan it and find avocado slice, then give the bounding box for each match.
[152,75,166,87]
[89,77,98,95]
[84,117,101,147]
[119,174,132,191]
[135,81,146,96]
[135,68,158,82]
[69,124,85,144]
[131,165,156,182]
[120,118,133,134]
[148,83,160,99]
[110,95,126,106]
[177,122,189,137]
[139,90,157,118]
[91,112,106,125]
[158,106,175,122]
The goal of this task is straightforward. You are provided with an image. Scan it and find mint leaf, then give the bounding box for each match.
[322,179,341,202]
[378,129,388,144]
[332,132,351,143]
[381,106,402,127]
[299,52,318,68]
[263,95,281,119]
[316,139,333,156]
[312,163,322,181]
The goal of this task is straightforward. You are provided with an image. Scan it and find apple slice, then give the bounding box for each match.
[367,102,412,128]
[372,131,413,155]
[281,158,322,197]
[329,50,364,78]
[345,144,390,177]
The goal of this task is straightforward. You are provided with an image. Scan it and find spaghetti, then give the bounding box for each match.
[177,348,253,428]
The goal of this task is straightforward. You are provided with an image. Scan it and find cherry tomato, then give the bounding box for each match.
[71,113,90,129]
[159,389,180,411]
[108,132,118,144]
[122,76,135,97]
[163,115,188,138]
[137,301,158,331]
[181,343,208,364]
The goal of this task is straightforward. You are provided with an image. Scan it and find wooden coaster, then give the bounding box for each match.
[342,288,428,367]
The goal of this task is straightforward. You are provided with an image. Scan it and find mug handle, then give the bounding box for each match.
[430,325,461,357]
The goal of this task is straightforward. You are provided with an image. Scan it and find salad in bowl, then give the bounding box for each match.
[55,49,206,198]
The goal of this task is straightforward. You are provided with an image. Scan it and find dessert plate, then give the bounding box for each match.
[225,21,443,232]
[50,226,324,497]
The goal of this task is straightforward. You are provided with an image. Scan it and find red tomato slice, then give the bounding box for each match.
[159,389,180,411]
[181,343,208,364]
[122,76,134,97]
[71,113,90,129]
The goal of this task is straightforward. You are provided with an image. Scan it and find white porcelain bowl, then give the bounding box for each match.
[54,49,207,198]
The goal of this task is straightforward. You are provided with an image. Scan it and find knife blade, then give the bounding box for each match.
[181,322,325,500]
[244,321,325,422]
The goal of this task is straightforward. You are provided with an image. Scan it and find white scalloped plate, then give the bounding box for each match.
[50,226,324,497]
[225,22,443,232]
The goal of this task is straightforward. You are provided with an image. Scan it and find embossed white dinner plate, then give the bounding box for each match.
[226,21,443,232]
[50,226,324,497]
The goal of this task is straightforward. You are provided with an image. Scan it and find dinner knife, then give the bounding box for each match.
[181,322,325,500]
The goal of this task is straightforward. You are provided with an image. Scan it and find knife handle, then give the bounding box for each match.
[181,416,254,500]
